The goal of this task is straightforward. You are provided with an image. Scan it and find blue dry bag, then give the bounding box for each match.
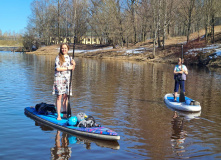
[68,116,78,126]
[185,99,191,105]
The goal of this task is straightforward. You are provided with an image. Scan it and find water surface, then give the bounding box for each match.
[0,51,221,159]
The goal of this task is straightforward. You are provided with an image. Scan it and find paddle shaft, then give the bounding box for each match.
[179,44,185,102]
[181,44,183,60]
[67,37,76,118]
[181,44,183,90]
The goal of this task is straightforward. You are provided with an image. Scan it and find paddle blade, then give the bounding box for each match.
[179,91,185,102]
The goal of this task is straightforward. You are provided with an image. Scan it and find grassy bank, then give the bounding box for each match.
[0,40,23,47]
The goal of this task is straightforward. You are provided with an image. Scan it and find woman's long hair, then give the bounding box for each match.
[59,43,69,66]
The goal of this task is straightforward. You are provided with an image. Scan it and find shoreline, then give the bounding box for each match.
[24,43,221,68]
[2,25,221,67]
[0,46,20,51]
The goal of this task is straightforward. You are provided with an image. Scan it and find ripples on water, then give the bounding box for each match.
[0,51,221,159]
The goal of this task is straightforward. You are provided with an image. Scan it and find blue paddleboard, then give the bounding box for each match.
[25,107,120,141]
[164,93,201,112]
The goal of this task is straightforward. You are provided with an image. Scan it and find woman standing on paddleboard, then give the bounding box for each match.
[52,43,75,120]
[173,58,188,101]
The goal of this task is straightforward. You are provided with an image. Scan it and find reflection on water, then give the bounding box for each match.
[33,119,120,154]
[168,109,202,159]
[171,111,187,158]
[51,131,71,160]
[1,51,221,159]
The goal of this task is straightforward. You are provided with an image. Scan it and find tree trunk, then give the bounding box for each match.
[152,0,159,58]
[117,0,125,47]
[186,0,195,43]
[57,0,60,38]
[211,14,215,43]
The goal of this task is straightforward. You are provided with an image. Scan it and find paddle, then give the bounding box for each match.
[179,44,185,102]
[67,36,76,118]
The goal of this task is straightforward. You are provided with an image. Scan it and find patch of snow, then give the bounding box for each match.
[201,35,205,39]
[178,41,187,45]
[186,44,221,57]
[214,49,221,57]
[67,47,113,54]
[123,47,151,55]
[116,50,124,53]
[126,49,143,54]
[188,44,221,52]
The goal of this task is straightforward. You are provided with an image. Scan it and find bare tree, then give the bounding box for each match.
[151,0,160,57]
[23,0,221,55]
[88,0,126,47]
[178,0,196,43]
[126,0,139,44]
[161,0,178,49]
[137,0,151,42]
[25,0,88,45]
[195,0,203,40]
[209,0,220,43]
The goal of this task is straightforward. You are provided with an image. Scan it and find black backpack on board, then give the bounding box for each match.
[35,102,56,115]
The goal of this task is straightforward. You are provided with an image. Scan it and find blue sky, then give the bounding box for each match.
[0,0,33,34]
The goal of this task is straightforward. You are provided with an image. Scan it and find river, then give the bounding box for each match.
[0,51,221,159]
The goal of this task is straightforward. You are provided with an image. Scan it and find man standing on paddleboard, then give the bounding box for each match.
[173,58,188,101]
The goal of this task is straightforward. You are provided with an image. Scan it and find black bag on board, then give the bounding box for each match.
[35,102,56,115]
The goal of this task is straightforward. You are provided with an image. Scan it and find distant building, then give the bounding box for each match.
[80,32,107,45]
[48,33,107,45]
[81,36,101,44]
[49,37,73,44]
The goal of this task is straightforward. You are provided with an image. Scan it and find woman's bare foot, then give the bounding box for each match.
[57,117,62,120]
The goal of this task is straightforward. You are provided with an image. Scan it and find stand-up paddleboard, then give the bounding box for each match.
[164,93,201,112]
[24,107,120,141]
